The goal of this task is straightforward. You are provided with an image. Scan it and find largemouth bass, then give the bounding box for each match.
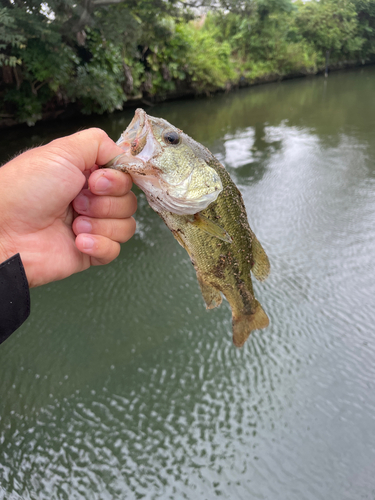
[105,109,270,347]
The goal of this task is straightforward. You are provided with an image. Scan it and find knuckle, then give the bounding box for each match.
[102,240,120,263]
[128,192,137,214]
[128,216,136,235]
[109,220,119,240]
[113,242,121,259]
[102,197,113,218]
[90,128,108,141]
[123,173,133,190]
[119,217,136,243]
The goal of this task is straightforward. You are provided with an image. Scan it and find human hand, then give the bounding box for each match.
[0,128,137,288]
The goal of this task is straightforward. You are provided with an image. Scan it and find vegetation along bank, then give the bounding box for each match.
[1,0,375,128]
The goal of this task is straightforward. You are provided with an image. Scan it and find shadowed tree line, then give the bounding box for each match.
[1,0,375,126]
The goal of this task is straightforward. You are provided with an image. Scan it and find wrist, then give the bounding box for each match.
[0,231,31,287]
[0,236,16,265]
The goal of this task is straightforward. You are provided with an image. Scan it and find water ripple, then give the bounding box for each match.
[2,69,375,499]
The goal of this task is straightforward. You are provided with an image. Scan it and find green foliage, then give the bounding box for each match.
[208,5,317,80]
[21,39,76,90]
[1,0,375,126]
[4,86,43,125]
[183,24,236,92]
[353,0,375,57]
[147,20,236,94]
[67,31,125,114]
[295,0,362,58]
[0,7,26,67]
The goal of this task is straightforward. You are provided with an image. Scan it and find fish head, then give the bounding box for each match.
[114,108,222,215]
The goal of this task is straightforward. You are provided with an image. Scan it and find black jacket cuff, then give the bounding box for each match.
[0,253,30,345]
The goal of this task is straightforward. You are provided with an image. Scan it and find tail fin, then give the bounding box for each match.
[232,301,269,348]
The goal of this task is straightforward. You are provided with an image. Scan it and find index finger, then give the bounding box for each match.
[88,168,133,197]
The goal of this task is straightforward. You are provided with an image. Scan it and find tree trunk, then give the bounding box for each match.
[2,66,13,85]
[325,50,330,78]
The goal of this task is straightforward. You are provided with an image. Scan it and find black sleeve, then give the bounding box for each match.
[0,253,30,345]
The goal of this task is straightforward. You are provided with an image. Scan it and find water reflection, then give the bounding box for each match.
[217,122,284,184]
[1,67,375,500]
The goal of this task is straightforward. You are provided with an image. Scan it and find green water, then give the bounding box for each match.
[1,67,375,499]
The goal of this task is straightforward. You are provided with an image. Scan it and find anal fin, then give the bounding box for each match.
[196,272,222,310]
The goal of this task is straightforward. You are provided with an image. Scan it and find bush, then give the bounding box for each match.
[1,0,374,126]
[66,31,126,114]
[147,19,236,95]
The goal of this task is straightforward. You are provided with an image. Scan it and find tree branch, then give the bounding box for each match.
[92,0,124,6]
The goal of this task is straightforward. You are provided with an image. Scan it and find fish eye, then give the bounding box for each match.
[163,130,180,145]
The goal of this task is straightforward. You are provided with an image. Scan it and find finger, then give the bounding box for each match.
[73,216,136,243]
[88,168,133,197]
[75,234,121,265]
[47,128,125,173]
[73,189,137,219]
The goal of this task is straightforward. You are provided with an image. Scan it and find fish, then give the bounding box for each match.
[104,108,270,347]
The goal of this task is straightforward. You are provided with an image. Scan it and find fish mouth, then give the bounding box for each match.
[112,109,164,196]
[116,109,149,156]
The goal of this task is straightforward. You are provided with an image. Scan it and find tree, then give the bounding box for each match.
[0,0,181,123]
[295,0,363,74]
[353,0,375,58]
[1,0,373,126]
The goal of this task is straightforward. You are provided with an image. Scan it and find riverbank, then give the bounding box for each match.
[3,0,375,130]
[1,59,372,131]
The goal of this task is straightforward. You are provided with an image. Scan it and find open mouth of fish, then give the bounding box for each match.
[105,109,222,215]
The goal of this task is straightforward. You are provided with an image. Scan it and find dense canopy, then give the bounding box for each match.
[1,0,375,125]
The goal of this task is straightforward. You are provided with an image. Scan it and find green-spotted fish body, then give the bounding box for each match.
[108,109,270,347]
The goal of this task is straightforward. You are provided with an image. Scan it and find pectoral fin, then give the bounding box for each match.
[250,231,270,281]
[187,213,232,244]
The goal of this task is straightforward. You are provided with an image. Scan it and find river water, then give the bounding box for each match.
[1,67,375,500]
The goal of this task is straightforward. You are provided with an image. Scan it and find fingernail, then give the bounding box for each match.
[75,193,89,212]
[76,219,92,234]
[95,176,112,193]
[82,236,94,250]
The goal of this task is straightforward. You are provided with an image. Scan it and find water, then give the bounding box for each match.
[1,67,375,499]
